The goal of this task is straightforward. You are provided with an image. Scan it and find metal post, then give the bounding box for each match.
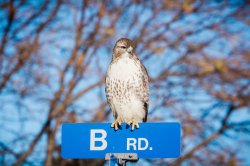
[105,153,138,166]
[108,153,119,166]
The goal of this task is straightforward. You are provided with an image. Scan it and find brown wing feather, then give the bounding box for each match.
[141,62,149,122]
[134,56,149,122]
[105,73,118,119]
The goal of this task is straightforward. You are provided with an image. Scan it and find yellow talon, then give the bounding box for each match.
[111,118,122,130]
[130,120,139,131]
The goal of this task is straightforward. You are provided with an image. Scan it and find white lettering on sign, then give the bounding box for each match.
[138,138,148,150]
[90,129,107,150]
[127,138,137,150]
[127,138,152,150]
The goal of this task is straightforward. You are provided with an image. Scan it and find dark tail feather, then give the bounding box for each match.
[143,102,148,122]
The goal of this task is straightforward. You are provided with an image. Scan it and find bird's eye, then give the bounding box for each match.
[121,46,126,49]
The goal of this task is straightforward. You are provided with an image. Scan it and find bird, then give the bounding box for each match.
[105,38,149,130]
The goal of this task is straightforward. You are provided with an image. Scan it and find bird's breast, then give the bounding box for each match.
[108,56,141,81]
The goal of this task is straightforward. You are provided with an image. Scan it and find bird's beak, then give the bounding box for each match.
[127,46,133,54]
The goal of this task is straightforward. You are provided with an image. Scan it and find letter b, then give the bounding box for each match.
[90,129,107,150]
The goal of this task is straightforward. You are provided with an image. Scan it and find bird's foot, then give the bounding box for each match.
[127,120,139,131]
[111,118,122,130]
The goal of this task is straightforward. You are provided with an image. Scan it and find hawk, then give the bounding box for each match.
[105,38,149,130]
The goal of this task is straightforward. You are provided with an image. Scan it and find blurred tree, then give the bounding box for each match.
[0,0,250,165]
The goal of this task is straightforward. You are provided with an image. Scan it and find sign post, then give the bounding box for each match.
[61,122,181,165]
[105,153,138,166]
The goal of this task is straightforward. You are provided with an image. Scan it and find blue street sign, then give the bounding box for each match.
[61,122,181,159]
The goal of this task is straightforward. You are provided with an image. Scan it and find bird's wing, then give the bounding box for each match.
[138,58,149,122]
[105,75,110,105]
[105,67,118,120]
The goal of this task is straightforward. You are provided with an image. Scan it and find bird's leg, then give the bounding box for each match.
[126,120,132,126]
[111,116,122,130]
[132,121,139,130]
[127,120,139,130]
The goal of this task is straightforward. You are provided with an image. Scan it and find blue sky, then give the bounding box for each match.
[0,0,250,165]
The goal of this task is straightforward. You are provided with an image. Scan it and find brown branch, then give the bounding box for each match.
[0,0,62,94]
[11,0,50,38]
[13,120,50,166]
[170,104,236,165]
[36,0,62,34]
[44,2,88,164]
[0,141,18,157]
[0,0,15,54]
[13,1,62,165]
[0,44,31,93]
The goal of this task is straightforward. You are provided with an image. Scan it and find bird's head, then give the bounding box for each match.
[112,38,136,60]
